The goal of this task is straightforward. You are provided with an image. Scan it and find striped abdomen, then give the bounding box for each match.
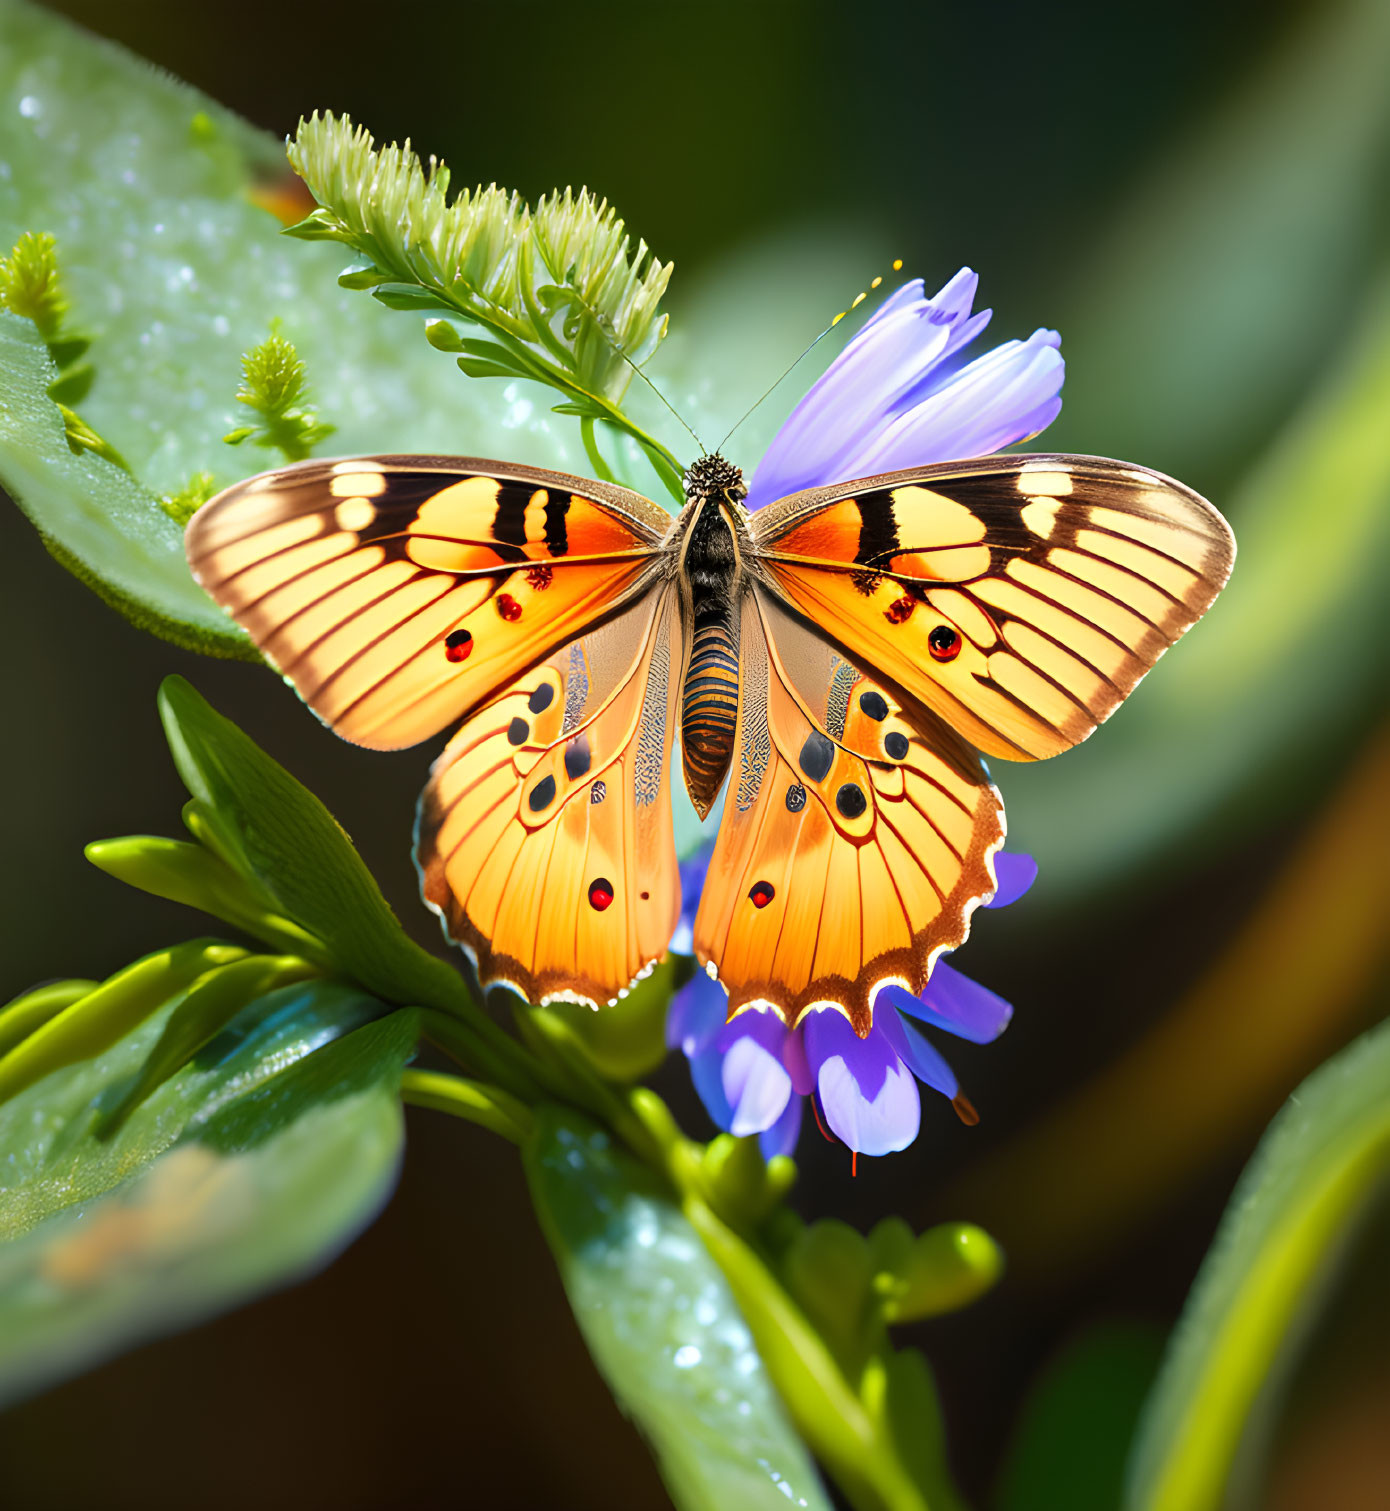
[679,496,742,817]
[681,604,740,815]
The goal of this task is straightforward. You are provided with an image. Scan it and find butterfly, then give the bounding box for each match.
[185,447,1234,1030]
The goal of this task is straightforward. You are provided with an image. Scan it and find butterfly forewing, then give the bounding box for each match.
[692,588,1005,1030]
[750,455,1235,761]
[186,456,671,750]
[415,586,683,1007]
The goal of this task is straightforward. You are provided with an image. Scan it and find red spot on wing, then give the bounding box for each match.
[444,628,473,662]
[885,595,915,625]
[748,881,775,909]
[588,878,614,912]
[497,593,522,621]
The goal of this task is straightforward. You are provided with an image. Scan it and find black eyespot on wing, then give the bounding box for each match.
[528,684,555,714]
[836,782,867,818]
[507,717,529,747]
[884,731,909,761]
[564,734,592,780]
[799,732,834,783]
[859,691,889,721]
[529,775,557,812]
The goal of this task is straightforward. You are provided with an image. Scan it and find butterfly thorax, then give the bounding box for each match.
[677,455,750,817]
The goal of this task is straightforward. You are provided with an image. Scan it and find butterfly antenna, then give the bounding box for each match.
[716,258,904,456]
[615,344,708,456]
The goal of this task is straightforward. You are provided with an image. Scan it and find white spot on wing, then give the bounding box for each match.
[330,470,388,498]
[333,496,376,531]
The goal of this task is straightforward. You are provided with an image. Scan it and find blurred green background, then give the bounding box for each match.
[1,0,1388,1506]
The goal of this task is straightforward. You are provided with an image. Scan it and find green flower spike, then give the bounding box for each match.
[223,327,336,462]
[284,111,683,498]
[0,230,123,465]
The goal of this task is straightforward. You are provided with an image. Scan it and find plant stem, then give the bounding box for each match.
[401,1068,534,1143]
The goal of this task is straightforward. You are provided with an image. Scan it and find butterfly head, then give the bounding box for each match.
[683,453,747,506]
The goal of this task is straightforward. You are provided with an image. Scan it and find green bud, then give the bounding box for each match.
[424,318,465,353]
[546,956,690,1083]
[0,230,68,340]
[159,471,217,526]
[627,1087,682,1154]
[85,834,325,963]
[782,1218,876,1367]
[869,1218,1004,1322]
[226,327,335,462]
[698,1133,796,1229]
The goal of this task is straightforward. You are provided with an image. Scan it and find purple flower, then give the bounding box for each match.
[746,267,1064,509]
[668,847,1033,1159]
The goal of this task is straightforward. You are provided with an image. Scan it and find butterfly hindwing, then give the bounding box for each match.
[751,454,1235,761]
[692,588,1005,1030]
[415,587,683,1007]
[186,455,670,750]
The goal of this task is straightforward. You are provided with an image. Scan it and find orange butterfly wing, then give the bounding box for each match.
[751,455,1235,762]
[692,588,1004,1031]
[186,456,670,750]
[416,588,683,1007]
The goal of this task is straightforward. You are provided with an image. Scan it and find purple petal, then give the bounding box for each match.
[718,1012,793,1136]
[819,1052,921,1155]
[670,841,715,954]
[782,1019,814,1095]
[666,969,727,1056]
[746,268,1065,508]
[748,272,979,507]
[802,1007,891,1100]
[688,1045,734,1133]
[882,962,1013,1045]
[850,328,1064,475]
[986,851,1038,909]
[802,1008,921,1155]
[759,1097,803,1160]
[877,1004,958,1099]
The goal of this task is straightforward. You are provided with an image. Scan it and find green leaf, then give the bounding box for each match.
[0,939,248,1103]
[1124,1016,1390,1511]
[0,979,413,1405]
[369,284,460,315]
[525,1108,833,1511]
[0,3,605,648]
[0,980,99,1059]
[0,313,255,658]
[156,676,471,1017]
[97,953,320,1131]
